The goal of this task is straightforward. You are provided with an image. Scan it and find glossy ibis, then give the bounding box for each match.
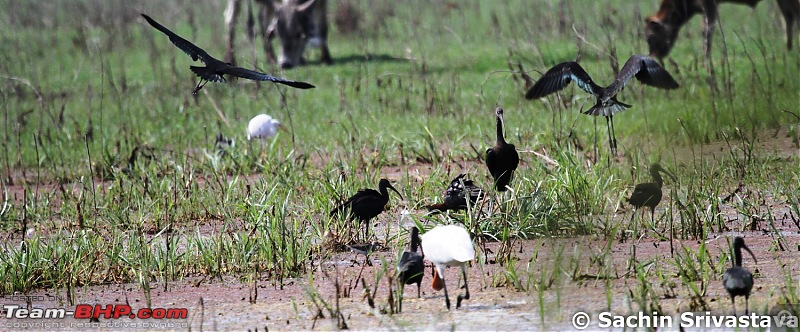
[426,174,484,211]
[330,179,403,240]
[486,107,520,192]
[723,237,757,315]
[626,163,676,223]
[420,224,475,310]
[141,14,315,95]
[247,114,285,140]
[525,54,679,154]
[397,227,424,298]
[346,242,382,266]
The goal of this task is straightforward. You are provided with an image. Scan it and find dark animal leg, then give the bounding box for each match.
[192,79,208,95]
[732,296,737,316]
[745,296,749,315]
[417,281,421,298]
[605,116,617,155]
[456,265,470,309]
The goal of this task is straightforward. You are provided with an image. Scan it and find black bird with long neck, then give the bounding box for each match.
[486,107,520,192]
[525,54,679,154]
[330,179,403,240]
[141,14,314,94]
[426,174,484,211]
[627,163,676,223]
[723,237,757,316]
[397,227,424,300]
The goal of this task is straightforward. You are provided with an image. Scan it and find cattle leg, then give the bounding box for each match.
[257,0,278,64]
[701,0,720,59]
[315,0,333,64]
[777,0,800,50]
[225,0,243,66]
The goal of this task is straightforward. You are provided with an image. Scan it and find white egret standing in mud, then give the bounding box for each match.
[420,224,474,310]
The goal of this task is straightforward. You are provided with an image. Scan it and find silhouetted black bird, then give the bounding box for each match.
[723,237,757,316]
[426,174,484,211]
[525,54,679,154]
[141,14,314,94]
[626,163,676,223]
[397,227,424,299]
[330,179,403,240]
[486,107,520,192]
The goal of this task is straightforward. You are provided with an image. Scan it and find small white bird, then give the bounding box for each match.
[247,114,284,140]
[420,224,475,310]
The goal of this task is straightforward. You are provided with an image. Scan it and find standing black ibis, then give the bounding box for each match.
[486,107,520,192]
[525,54,679,154]
[141,14,315,95]
[420,224,475,310]
[330,179,403,240]
[426,174,485,211]
[723,237,757,315]
[397,227,424,298]
[626,163,676,223]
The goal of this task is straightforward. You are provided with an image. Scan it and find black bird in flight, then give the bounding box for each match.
[525,54,678,154]
[141,14,315,94]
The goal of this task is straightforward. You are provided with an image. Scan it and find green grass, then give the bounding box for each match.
[0,0,798,302]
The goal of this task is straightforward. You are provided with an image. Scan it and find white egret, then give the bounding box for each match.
[247,114,284,140]
[420,224,474,309]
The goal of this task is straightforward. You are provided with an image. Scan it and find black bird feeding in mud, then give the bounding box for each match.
[626,163,676,223]
[426,174,484,212]
[397,227,424,298]
[486,107,520,192]
[525,54,679,155]
[141,14,315,95]
[723,237,757,315]
[330,179,403,240]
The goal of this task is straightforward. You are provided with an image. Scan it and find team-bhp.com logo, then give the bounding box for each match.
[4,304,188,320]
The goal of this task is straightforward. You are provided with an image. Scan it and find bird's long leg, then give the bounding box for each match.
[362,218,369,242]
[355,261,367,286]
[456,264,470,309]
[439,271,451,310]
[732,296,737,316]
[605,116,617,155]
[745,296,749,315]
[192,78,208,95]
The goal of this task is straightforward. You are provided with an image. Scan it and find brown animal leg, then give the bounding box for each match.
[701,0,720,59]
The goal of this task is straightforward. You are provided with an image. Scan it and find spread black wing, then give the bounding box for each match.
[141,14,214,64]
[607,54,679,98]
[526,61,603,99]
[221,67,316,89]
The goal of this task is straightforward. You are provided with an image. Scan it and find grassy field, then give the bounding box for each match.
[1,0,799,329]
